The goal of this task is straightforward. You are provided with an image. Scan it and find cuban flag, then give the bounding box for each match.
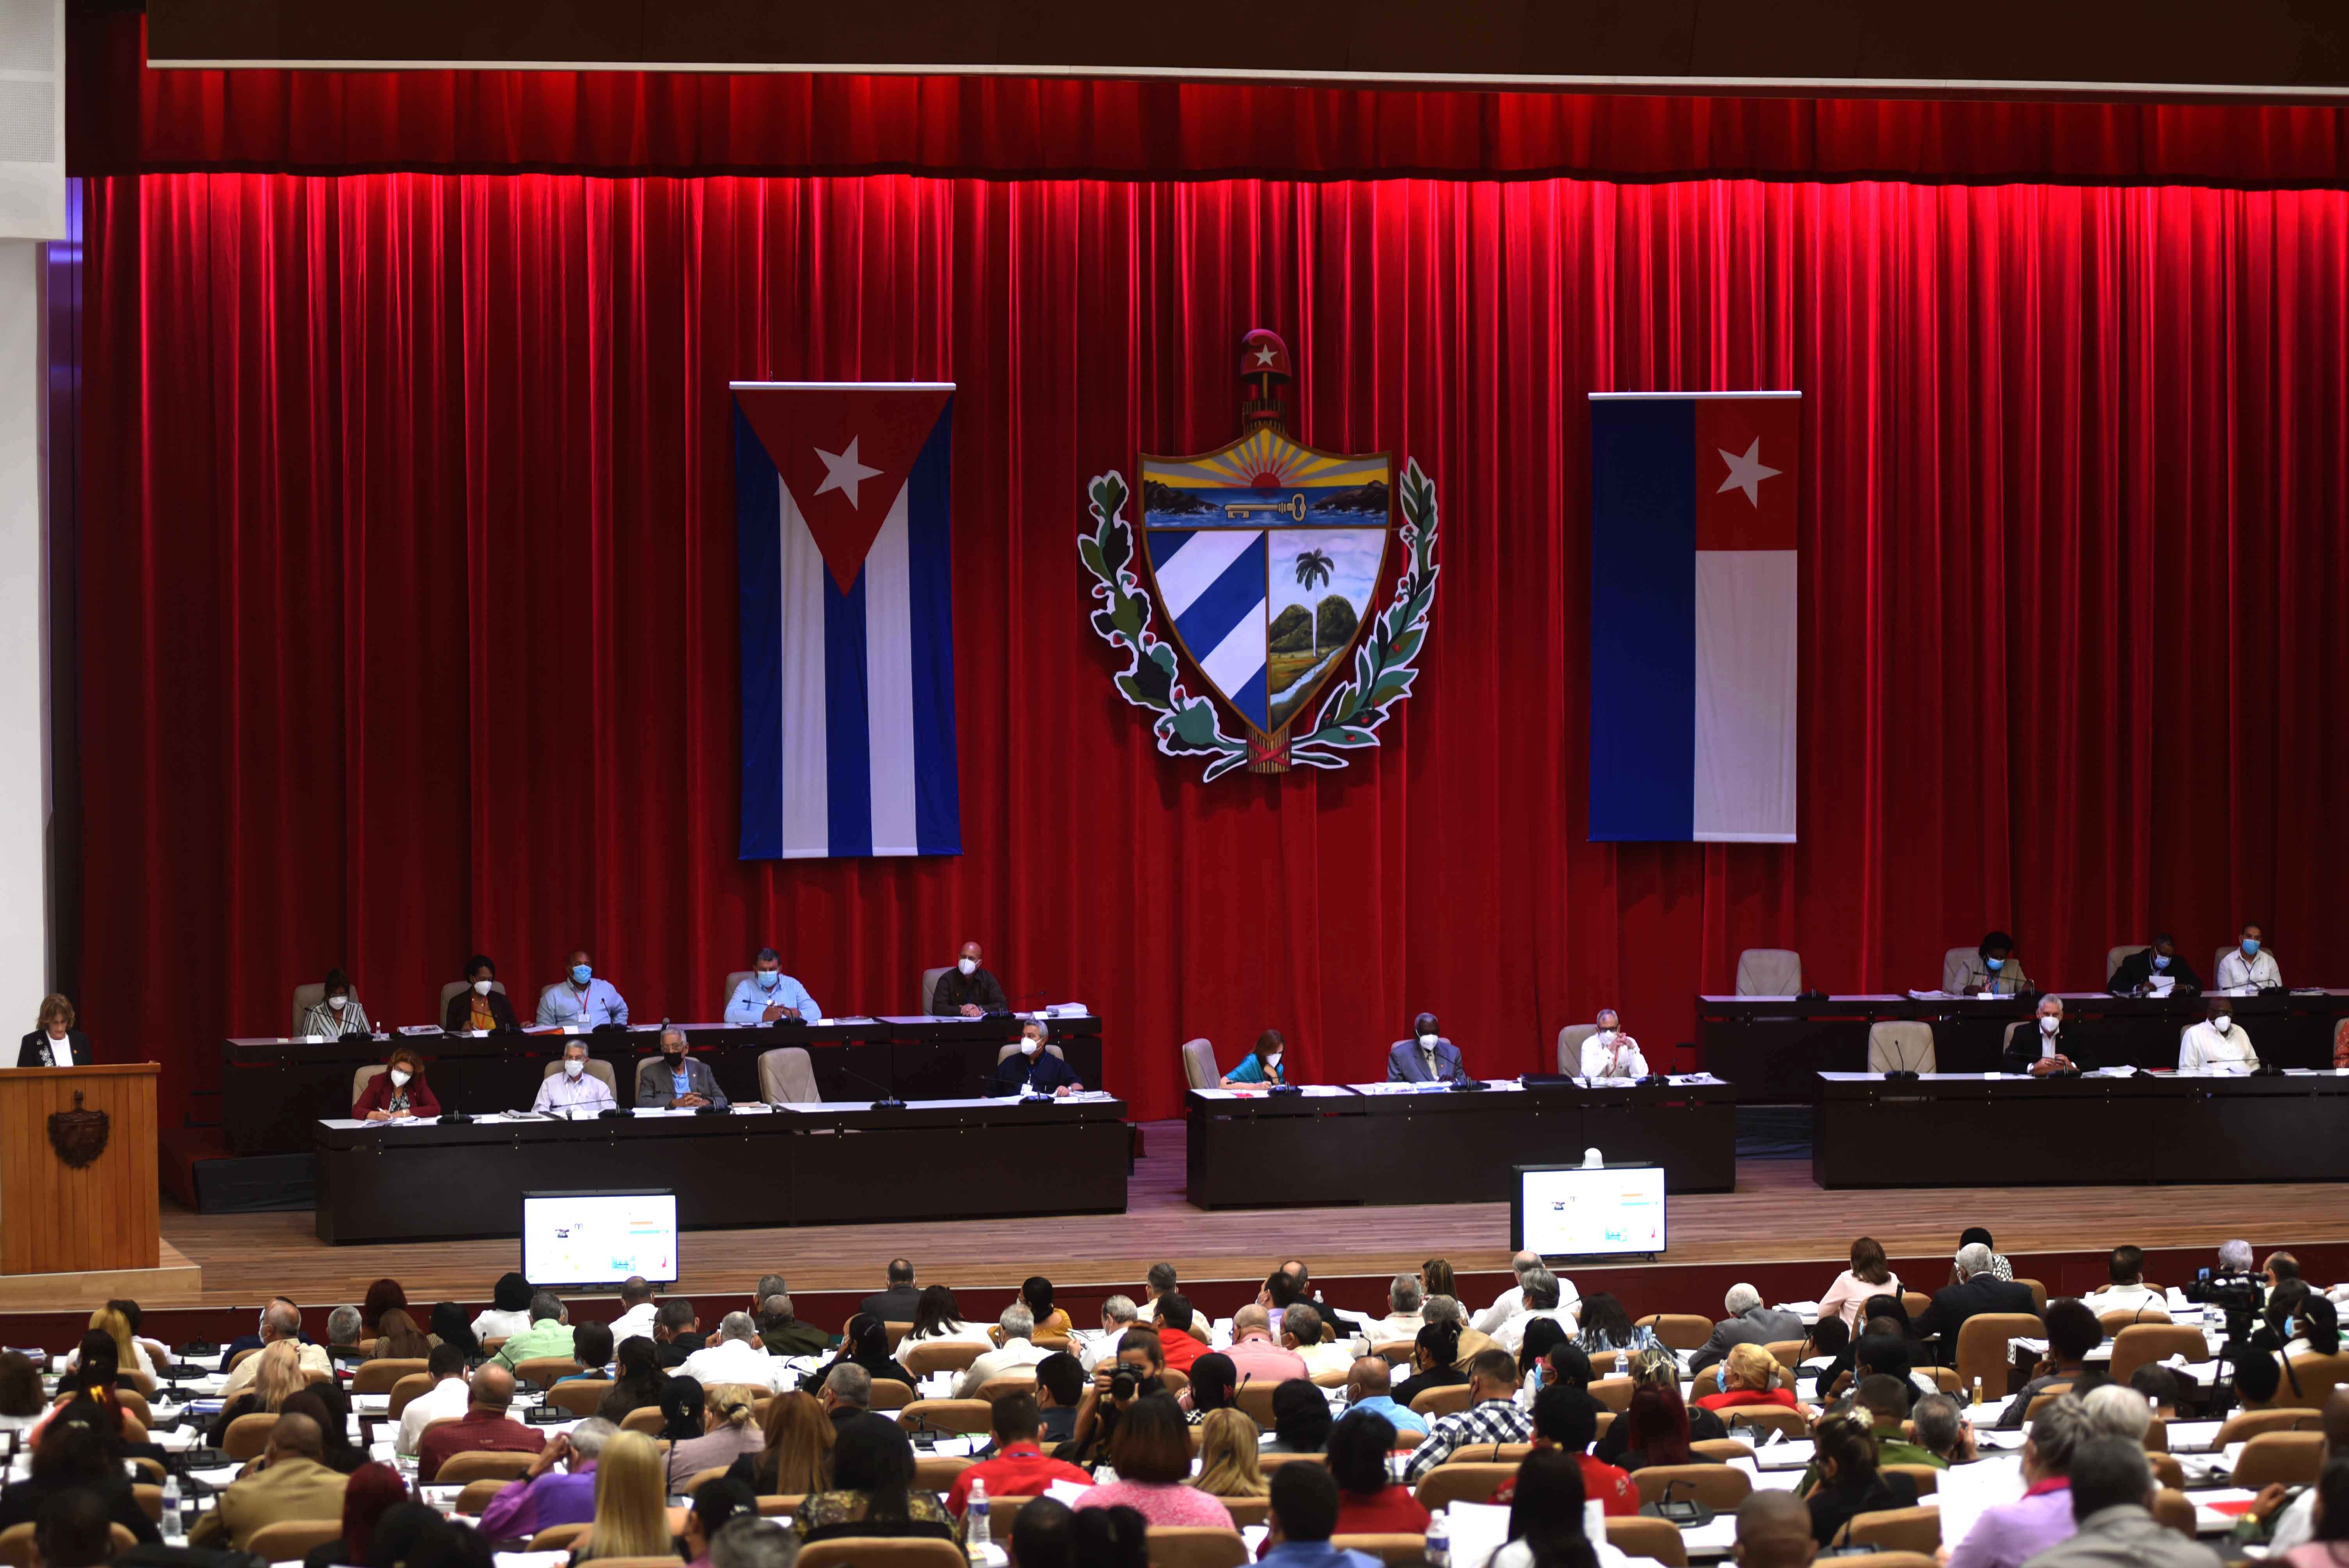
[1588,392,1800,843]
[734,382,961,859]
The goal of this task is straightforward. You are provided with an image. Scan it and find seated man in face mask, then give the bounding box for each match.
[991,1019,1082,1097]
[725,947,820,1025]
[638,1028,727,1109]
[2002,995,2086,1076]
[533,1041,617,1116]
[2109,934,2200,997]
[1387,1013,1471,1085]
[1579,1010,1649,1080]
[2179,999,2259,1072]
[931,940,1010,1017]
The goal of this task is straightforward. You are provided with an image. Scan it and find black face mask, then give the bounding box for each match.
[663,1052,686,1068]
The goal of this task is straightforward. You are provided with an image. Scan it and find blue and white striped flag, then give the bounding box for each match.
[734,382,962,859]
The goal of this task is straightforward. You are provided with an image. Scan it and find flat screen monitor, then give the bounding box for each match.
[1511,1164,1665,1258]
[520,1189,679,1288]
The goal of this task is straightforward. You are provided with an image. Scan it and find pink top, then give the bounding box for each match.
[1073,1481,1236,1529]
[1223,1333,1309,1386]
[1818,1269,1901,1329]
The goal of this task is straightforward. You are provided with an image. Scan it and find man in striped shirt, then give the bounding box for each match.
[1403,1348,1535,1482]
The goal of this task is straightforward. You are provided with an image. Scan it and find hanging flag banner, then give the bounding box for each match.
[733,381,962,859]
[1588,392,1800,843]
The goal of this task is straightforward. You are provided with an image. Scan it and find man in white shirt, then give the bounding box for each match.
[220,1302,335,1402]
[679,1313,787,1392]
[1474,1253,1579,1336]
[1356,1274,1428,1347]
[608,1277,660,1348]
[1133,1263,1178,1322]
[2215,924,2283,991]
[957,1304,1054,1397]
[2179,1000,2259,1072]
[1280,1304,1355,1379]
[533,1042,617,1115]
[1081,1298,1141,1373]
[2085,1246,2165,1317]
[396,1345,472,1456]
[1488,1269,1577,1354]
[1579,1010,1650,1080]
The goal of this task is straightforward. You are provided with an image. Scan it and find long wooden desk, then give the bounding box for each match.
[1701,991,2349,1100]
[1813,1069,2349,1187]
[1184,1078,1737,1207]
[226,1014,1106,1154]
[312,1094,1130,1242]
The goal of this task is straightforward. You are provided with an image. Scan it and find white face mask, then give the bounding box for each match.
[2213,1015,2233,1033]
[1597,1029,1617,1046]
[1417,1032,1437,1049]
[472,979,492,996]
[390,1068,412,1087]
[1020,1038,1040,1056]
[2039,1016,2060,1034]
[958,958,978,976]
[328,994,347,1010]
[1265,1052,1282,1067]
[564,1058,586,1077]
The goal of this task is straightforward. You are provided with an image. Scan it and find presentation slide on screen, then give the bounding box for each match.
[521,1192,679,1285]
[1520,1167,1665,1256]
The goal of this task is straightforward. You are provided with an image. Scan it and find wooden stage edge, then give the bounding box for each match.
[0,1240,202,1311]
[125,1121,2349,1312]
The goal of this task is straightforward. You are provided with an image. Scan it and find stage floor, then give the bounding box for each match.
[128,1117,2349,1311]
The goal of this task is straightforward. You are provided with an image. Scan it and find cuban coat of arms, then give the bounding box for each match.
[1080,330,1442,779]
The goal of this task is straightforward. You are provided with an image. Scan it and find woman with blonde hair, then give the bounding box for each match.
[19,994,87,1067]
[205,1340,305,1446]
[666,1383,765,1489]
[1191,1408,1269,1498]
[62,1307,153,1386]
[1694,1343,1804,1414]
[726,1390,832,1496]
[576,1431,675,1563]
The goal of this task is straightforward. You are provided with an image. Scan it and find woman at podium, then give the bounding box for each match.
[17,994,89,1067]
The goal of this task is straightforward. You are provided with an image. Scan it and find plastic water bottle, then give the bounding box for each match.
[1425,1509,1450,1567]
[965,1477,990,1552]
[160,1475,183,1541]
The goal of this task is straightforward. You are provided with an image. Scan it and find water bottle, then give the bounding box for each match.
[160,1475,183,1541]
[965,1477,990,1552]
[1425,1508,1450,1567]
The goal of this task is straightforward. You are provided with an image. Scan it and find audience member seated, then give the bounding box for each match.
[489,1292,576,1370]
[1736,1491,1821,1568]
[1475,1253,1563,1336]
[1226,1304,1310,1386]
[1493,1447,1633,1568]
[394,1345,471,1458]
[1998,1300,2108,1427]
[369,1503,498,1568]
[1391,1320,1467,1408]
[1805,1408,1919,1547]
[956,1304,1051,1397]
[666,1383,764,1490]
[1945,1393,2093,1568]
[724,1390,833,1498]
[680,1477,756,1568]
[1259,1461,1384,1568]
[1032,1351,1085,1447]
[0,1406,160,1545]
[1818,1238,1901,1331]
[1573,1292,1659,1356]
[416,1365,544,1484]
[1326,1410,1429,1536]
[792,1411,958,1544]
[1152,1294,1210,1372]
[857,1259,921,1324]
[1405,1349,1535,1481]
[222,1301,333,1399]
[1696,1343,1804,1414]
[1796,1377,1944,1496]
[903,1285,992,1347]
[282,1387,365,1473]
[1178,1352,1239,1426]
[1019,1276,1074,1340]
[1194,1407,1271,1499]
[1072,1393,1233,1527]
[305,1460,406,1568]
[62,1309,155,1387]
[2087,1247,2165,1317]
[1912,1392,1977,1465]
[478,1418,616,1540]
[1691,1284,1804,1378]
[472,1274,536,1344]
[1341,1355,1428,1439]
[0,1352,43,1437]
[446,954,521,1033]
[707,1513,794,1568]
[1262,1380,1334,1455]
[209,1340,308,1447]
[1595,1348,1727,1467]
[354,1047,440,1120]
[1916,1244,2037,1362]
[756,1294,830,1358]
[681,1313,786,1393]
[2180,999,2259,1071]
[572,1431,671,1564]
[325,1306,367,1365]
[560,1322,613,1383]
[1493,1269,1579,1355]
[821,1315,914,1395]
[369,1309,432,1362]
[817,1366,872,1433]
[2028,1436,2225,1568]
[191,1411,349,1550]
[1360,1273,1428,1345]
[1495,1384,1638,1516]
[595,1338,669,1423]
[1802,1319,1852,1400]
[945,1392,1090,1516]
[1281,1304,1352,1379]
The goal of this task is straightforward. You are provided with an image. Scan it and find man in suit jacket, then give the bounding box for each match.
[2108,935,2201,997]
[992,1023,1082,1096]
[191,1413,349,1548]
[1688,1284,1804,1376]
[636,1030,728,1109]
[1386,1012,1471,1085]
[1914,1243,2038,1363]
[859,1262,922,1325]
[2002,996,2088,1075]
[19,994,89,1068]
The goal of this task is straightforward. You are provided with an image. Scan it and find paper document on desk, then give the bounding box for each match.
[1907,990,1950,1001]
[1936,1452,2024,1550]
[1444,1501,1511,1567]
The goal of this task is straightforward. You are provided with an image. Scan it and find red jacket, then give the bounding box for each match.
[353,1070,440,1119]
[1334,1485,1431,1536]
[945,1443,1094,1516]
[1158,1326,1211,1372]
[1492,1453,1640,1518]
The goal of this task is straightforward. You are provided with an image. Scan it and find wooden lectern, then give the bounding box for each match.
[0,1064,160,1274]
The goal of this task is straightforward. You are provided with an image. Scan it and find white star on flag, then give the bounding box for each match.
[1252,342,1278,367]
[812,436,884,508]
[1715,437,1782,508]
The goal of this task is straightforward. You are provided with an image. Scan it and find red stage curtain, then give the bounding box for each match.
[79,171,2349,1122]
[69,14,2349,185]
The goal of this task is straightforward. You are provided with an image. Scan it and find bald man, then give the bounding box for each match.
[2238,1386,2349,1553]
[929,940,1008,1017]
[416,1363,545,1482]
[192,1412,349,1548]
[1736,1491,1820,1568]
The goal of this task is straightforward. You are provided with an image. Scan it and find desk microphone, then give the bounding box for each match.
[829,1064,907,1110]
[985,991,1050,1019]
[438,1080,473,1126]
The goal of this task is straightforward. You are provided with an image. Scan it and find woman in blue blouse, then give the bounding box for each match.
[1219,1030,1289,1089]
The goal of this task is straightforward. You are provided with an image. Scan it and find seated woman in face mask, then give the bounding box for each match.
[442,954,520,1033]
[1221,1030,1290,1089]
[299,969,370,1038]
[354,1046,440,1121]
[991,1020,1082,1098]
